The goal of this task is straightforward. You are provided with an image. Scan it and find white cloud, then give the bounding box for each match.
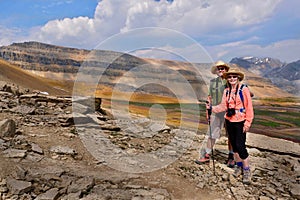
[207,39,300,63]
[26,0,282,48]
[34,16,95,46]
[90,27,213,63]
[0,26,29,46]
[3,0,299,63]
[132,42,213,64]
[119,0,282,36]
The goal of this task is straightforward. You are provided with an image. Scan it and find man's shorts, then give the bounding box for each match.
[207,112,226,139]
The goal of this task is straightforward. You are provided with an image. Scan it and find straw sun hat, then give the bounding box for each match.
[211,60,230,74]
[223,66,245,81]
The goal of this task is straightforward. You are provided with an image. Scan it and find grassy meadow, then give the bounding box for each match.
[101,96,300,143]
[251,97,300,142]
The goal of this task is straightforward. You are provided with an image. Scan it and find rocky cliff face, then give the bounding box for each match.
[0,41,150,74]
[0,41,89,73]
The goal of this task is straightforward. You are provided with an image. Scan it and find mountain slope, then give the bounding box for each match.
[0,42,295,99]
[0,59,73,96]
[270,60,300,81]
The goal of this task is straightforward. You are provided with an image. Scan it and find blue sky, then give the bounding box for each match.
[0,0,299,63]
[0,0,97,28]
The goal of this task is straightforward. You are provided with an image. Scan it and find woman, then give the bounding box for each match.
[207,66,254,184]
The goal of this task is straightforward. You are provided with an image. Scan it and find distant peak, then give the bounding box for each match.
[231,56,280,65]
[242,56,254,60]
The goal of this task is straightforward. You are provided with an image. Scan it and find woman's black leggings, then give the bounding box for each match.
[225,119,249,160]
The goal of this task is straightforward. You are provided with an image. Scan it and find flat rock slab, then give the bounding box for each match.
[247,132,300,157]
[49,146,77,155]
[6,177,32,195]
[2,149,27,158]
[35,188,60,200]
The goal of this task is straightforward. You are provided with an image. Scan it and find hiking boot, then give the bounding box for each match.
[226,153,235,167]
[227,159,235,168]
[242,169,251,184]
[195,153,210,164]
[233,166,243,177]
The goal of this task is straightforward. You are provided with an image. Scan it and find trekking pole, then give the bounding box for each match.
[206,101,215,175]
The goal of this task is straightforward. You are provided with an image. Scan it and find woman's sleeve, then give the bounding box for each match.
[212,89,227,113]
[243,87,254,127]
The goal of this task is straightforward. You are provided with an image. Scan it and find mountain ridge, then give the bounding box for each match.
[0,41,296,99]
[230,57,299,95]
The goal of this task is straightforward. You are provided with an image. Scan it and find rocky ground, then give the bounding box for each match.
[0,83,299,200]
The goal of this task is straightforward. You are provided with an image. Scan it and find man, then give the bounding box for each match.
[195,60,235,167]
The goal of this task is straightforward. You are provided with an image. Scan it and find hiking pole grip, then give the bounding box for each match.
[206,101,212,122]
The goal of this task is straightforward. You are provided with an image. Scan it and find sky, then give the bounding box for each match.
[0,0,299,63]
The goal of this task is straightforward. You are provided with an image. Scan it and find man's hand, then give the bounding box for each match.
[205,100,212,122]
[207,108,212,116]
[205,101,211,111]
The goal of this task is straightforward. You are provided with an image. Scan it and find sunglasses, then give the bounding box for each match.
[217,67,225,71]
[227,75,238,79]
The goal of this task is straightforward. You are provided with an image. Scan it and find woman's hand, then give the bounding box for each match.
[243,125,250,133]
